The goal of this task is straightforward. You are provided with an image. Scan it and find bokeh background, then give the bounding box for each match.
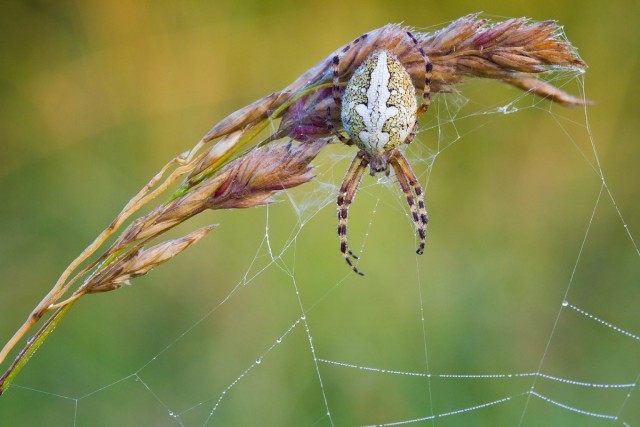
[1,1,638,426]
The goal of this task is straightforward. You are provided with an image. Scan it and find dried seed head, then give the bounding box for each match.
[429,14,486,51]
[205,138,328,209]
[108,139,327,251]
[89,226,216,293]
[188,130,243,181]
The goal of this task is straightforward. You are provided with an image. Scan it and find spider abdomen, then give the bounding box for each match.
[341,50,417,171]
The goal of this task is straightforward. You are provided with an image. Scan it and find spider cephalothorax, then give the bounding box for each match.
[329,32,432,275]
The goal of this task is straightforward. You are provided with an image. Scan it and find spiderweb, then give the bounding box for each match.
[1,66,638,427]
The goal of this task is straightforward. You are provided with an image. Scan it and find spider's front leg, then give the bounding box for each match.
[406,31,432,116]
[326,106,353,145]
[332,33,369,107]
[405,120,419,145]
[337,151,368,276]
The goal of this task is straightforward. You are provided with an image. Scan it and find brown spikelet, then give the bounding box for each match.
[107,138,327,252]
[88,226,216,293]
[206,139,327,209]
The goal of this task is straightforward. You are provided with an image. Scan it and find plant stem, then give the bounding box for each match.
[0,301,76,395]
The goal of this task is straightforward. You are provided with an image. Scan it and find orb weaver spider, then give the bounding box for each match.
[328,32,432,275]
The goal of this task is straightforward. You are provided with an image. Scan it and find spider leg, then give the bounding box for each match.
[406,31,433,117]
[332,34,368,107]
[338,152,365,260]
[394,152,429,231]
[390,151,428,255]
[405,120,419,145]
[338,151,368,275]
[326,106,352,145]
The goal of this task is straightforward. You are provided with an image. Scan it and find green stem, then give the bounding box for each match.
[0,300,76,395]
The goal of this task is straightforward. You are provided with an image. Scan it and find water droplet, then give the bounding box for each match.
[562,300,569,307]
[276,338,282,344]
[256,358,262,365]
[497,104,518,114]
[301,315,306,320]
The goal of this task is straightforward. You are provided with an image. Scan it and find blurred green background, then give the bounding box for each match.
[1,1,638,426]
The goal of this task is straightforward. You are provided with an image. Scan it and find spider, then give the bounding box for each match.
[328,31,432,276]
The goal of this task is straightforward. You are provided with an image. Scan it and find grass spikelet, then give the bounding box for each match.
[89,226,216,293]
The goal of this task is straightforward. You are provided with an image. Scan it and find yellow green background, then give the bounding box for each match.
[0,1,638,426]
